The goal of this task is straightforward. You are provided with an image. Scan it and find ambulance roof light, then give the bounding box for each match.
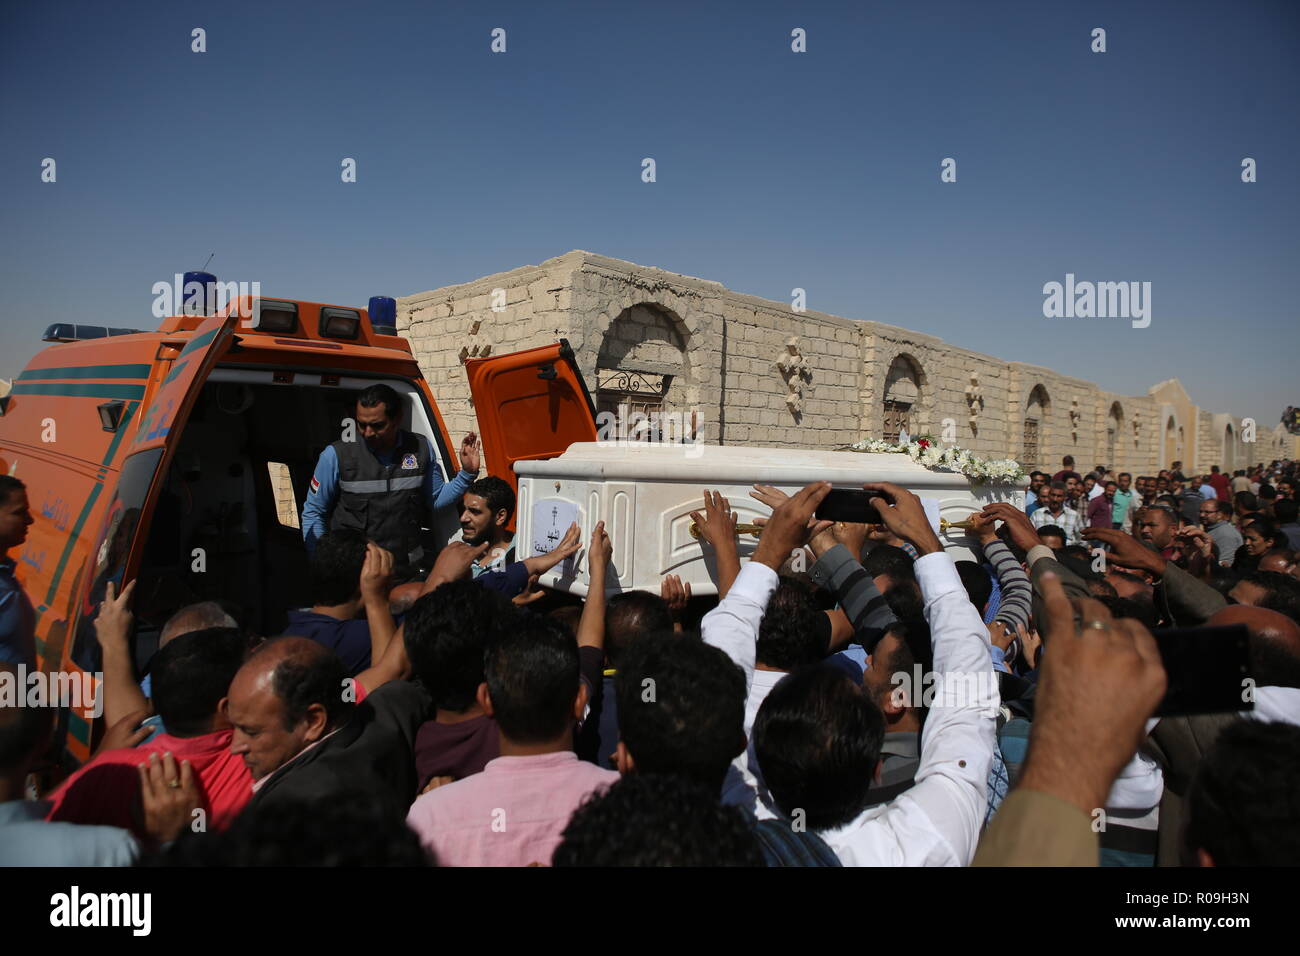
[368,296,397,336]
[250,299,298,334]
[43,323,143,343]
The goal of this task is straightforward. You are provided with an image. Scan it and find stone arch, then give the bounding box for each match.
[1022,384,1050,470]
[881,352,926,442]
[1164,415,1179,468]
[594,303,692,428]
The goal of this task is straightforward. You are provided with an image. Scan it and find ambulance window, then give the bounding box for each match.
[267,462,300,529]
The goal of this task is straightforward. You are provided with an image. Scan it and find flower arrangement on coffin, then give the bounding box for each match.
[844,436,1026,486]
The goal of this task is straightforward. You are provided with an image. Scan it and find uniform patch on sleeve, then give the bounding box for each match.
[310,476,320,495]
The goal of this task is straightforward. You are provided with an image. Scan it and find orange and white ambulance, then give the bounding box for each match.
[0,284,598,769]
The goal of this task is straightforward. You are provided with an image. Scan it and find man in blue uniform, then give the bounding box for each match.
[302,384,480,567]
[0,476,35,667]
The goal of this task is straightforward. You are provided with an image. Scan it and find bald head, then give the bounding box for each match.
[161,601,238,647]
[1208,605,1300,689]
[225,637,350,781]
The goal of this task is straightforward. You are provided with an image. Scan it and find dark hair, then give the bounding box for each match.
[0,475,25,507]
[1213,500,1234,518]
[756,577,827,670]
[605,591,673,669]
[553,773,762,867]
[883,578,925,623]
[1062,456,1075,467]
[484,613,580,744]
[754,665,884,830]
[1119,472,1132,481]
[465,475,516,524]
[1185,721,1300,866]
[1235,491,1258,512]
[1036,524,1066,545]
[150,627,246,736]
[1097,595,1156,631]
[955,561,992,612]
[615,633,745,792]
[1207,565,1242,597]
[862,545,915,583]
[309,529,368,606]
[1246,518,1288,550]
[152,790,433,866]
[256,639,352,732]
[403,581,515,711]
[1240,571,1300,624]
[1274,499,1298,524]
[356,384,402,421]
[877,619,932,722]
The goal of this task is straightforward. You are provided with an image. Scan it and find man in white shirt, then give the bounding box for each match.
[702,481,997,866]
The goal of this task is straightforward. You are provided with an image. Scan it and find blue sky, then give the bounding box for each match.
[2,0,1296,428]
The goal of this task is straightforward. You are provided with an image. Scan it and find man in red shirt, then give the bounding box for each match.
[1207,465,1232,502]
[46,627,252,839]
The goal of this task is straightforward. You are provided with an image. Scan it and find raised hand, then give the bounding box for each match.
[1082,527,1167,578]
[95,579,137,650]
[360,542,394,599]
[460,432,481,474]
[981,502,1041,554]
[660,574,692,616]
[965,511,999,545]
[753,482,833,571]
[690,490,739,550]
[512,574,546,607]
[749,484,791,510]
[1017,573,1166,815]
[93,708,154,756]
[427,540,490,588]
[862,482,942,556]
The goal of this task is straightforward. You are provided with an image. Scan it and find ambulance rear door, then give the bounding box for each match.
[68,312,240,678]
[464,340,599,501]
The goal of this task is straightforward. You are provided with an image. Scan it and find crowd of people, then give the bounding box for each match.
[3,437,1299,866]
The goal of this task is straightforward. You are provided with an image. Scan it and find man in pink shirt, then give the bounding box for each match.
[406,608,617,866]
[47,627,252,838]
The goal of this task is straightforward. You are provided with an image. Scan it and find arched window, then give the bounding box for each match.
[882,354,923,442]
[1164,416,1178,468]
[1107,402,1124,468]
[595,304,688,427]
[1224,424,1235,472]
[1023,385,1050,470]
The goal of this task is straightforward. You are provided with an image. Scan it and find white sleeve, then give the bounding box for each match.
[827,552,998,866]
[700,561,778,695]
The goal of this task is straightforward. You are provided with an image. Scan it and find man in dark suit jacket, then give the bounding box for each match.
[224,637,430,822]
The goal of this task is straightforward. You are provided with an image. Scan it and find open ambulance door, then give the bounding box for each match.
[464,340,599,530]
[66,313,240,755]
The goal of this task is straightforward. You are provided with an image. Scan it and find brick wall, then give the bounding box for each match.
[397,251,1280,476]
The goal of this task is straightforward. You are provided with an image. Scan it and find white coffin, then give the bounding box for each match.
[515,442,1024,597]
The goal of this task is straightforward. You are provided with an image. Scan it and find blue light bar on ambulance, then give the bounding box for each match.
[368,296,397,335]
[43,323,143,343]
[320,307,361,340]
[250,299,298,334]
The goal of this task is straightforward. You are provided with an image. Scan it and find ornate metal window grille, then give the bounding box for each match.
[1023,419,1040,470]
[883,400,912,444]
[595,370,672,419]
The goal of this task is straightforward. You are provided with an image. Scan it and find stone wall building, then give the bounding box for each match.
[398,251,1295,476]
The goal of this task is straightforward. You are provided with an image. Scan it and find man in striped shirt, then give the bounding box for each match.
[1030,481,1083,545]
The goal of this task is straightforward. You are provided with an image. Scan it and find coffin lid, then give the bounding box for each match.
[514,441,989,490]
